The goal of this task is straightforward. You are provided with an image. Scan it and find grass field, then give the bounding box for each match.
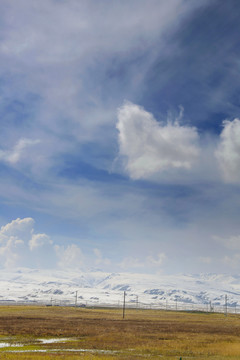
[0,305,240,359]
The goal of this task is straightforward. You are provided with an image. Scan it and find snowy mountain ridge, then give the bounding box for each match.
[0,268,240,311]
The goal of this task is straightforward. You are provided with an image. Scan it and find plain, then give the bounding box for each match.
[0,306,240,359]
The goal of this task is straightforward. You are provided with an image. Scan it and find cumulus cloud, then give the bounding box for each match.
[0,218,31,268]
[0,217,53,268]
[215,119,240,183]
[0,218,89,269]
[0,217,34,242]
[29,233,52,251]
[116,102,199,179]
[0,237,24,268]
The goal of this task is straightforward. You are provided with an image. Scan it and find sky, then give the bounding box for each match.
[1,0,240,274]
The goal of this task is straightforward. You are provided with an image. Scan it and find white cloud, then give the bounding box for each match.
[0,1,196,64]
[116,102,199,179]
[29,233,52,251]
[0,218,90,269]
[0,236,24,268]
[0,0,203,181]
[0,217,34,241]
[146,252,166,266]
[215,119,240,183]
[0,218,33,268]
[0,217,53,268]
[55,244,85,269]
[0,138,40,165]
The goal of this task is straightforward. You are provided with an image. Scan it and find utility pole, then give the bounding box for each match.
[75,291,78,307]
[136,295,138,309]
[225,295,227,316]
[123,291,126,319]
[175,298,177,311]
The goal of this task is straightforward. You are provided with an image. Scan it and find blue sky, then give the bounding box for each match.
[1,0,240,274]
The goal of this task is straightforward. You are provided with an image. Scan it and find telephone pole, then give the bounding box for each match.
[75,291,78,307]
[225,294,227,316]
[123,291,126,319]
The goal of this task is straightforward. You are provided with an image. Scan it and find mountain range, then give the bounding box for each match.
[0,268,239,313]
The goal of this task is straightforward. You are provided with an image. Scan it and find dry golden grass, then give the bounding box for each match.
[0,306,240,359]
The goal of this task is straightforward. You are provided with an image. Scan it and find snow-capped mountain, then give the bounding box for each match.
[0,268,240,312]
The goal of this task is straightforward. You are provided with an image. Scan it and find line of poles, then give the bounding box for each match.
[53,290,236,317]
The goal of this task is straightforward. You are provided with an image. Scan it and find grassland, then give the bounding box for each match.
[0,305,240,359]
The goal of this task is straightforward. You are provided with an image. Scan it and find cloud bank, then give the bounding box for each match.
[0,218,86,269]
[0,218,167,272]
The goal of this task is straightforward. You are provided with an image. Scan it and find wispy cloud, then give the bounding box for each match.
[55,244,85,269]
[0,0,203,180]
[0,1,240,275]
[0,138,40,164]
